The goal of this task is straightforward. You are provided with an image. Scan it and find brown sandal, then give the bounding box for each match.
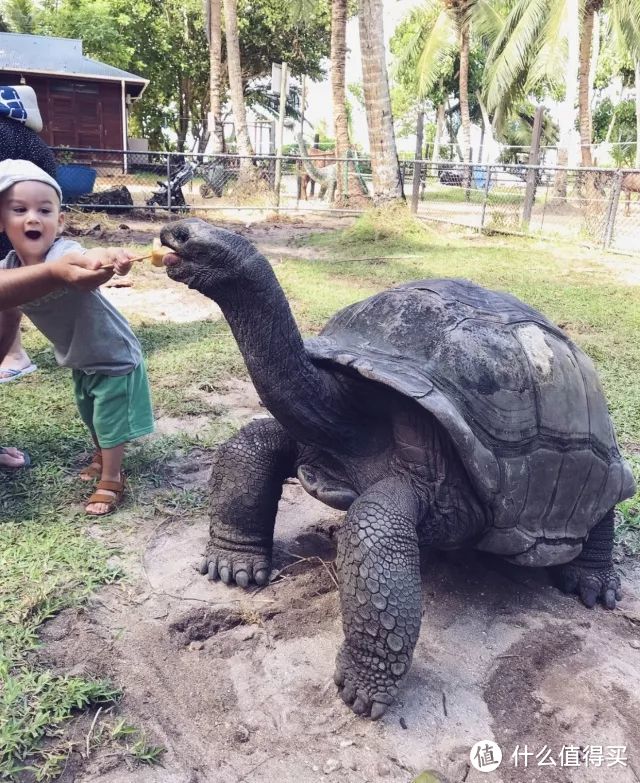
[85,477,125,516]
[80,451,102,481]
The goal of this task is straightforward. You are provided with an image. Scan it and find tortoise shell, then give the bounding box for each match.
[305,279,636,567]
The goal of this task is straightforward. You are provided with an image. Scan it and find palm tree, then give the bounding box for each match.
[447,1,473,161]
[331,0,350,201]
[485,0,580,195]
[358,0,403,202]
[208,0,225,154]
[222,0,255,168]
[578,2,601,166]
[392,0,502,163]
[486,0,640,192]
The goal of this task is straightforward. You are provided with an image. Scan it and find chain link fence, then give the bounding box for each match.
[51,147,368,216]
[410,160,640,254]
[52,148,640,255]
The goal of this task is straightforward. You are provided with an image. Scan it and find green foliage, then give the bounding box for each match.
[593,98,637,165]
[343,204,432,243]
[498,99,559,162]
[390,1,498,143]
[1,0,36,32]
[236,0,330,82]
[6,0,330,152]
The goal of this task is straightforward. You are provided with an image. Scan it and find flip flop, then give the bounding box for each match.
[0,447,32,469]
[0,364,38,383]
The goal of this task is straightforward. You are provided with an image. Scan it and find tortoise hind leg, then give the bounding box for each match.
[552,509,621,610]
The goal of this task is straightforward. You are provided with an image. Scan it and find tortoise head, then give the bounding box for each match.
[160,218,259,295]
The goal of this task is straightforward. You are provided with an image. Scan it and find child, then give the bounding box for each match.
[0,159,154,515]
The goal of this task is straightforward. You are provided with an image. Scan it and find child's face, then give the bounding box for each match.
[0,180,63,262]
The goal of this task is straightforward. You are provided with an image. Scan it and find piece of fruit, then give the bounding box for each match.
[151,237,172,267]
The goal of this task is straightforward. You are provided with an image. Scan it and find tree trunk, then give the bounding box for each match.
[222,0,254,169]
[176,78,189,152]
[458,23,471,162]
[554,0,581,198]
[578,5,596,167]
[209,0,224,154]
[331,0,350,202]
[358,0,403,203]
[432,103,445,162]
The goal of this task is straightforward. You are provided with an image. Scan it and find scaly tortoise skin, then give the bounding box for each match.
[161,219,636,720]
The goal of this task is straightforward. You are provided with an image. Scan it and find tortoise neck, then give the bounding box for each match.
[214,253,352,446]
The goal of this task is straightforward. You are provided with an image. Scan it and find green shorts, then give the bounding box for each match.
[73,363,154,448]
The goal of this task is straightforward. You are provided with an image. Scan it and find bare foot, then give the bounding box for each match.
[0,447,30,469]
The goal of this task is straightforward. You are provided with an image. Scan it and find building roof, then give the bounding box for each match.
[0,33,148,97]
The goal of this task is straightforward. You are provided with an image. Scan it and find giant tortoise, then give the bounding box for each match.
[160,219,635,720]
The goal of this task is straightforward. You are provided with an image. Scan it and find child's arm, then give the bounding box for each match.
[0,254,113,309]
[83,247,137,276]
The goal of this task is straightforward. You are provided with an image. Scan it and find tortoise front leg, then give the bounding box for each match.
[334,477,422,719]
[201,417,296,587]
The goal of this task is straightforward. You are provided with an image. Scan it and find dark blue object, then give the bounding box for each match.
[56,163,97,202]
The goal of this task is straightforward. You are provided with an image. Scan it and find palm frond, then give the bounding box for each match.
[391,1,441,78]
[416,9,458,97]
[484,0,550,112]
[526,0,580,92]
[610,0,640,62]
[472,0,507,46]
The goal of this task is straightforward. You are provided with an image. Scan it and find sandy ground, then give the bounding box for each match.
[30,219,640,783]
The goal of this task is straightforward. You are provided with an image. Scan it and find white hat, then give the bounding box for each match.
[0,159,62,202]
[0,85,44,132]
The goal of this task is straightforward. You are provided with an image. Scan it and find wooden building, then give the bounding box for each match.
[0,32,148,161]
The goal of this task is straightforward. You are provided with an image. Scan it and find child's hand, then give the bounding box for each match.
[84,247,136,276]
[51,253,113,289]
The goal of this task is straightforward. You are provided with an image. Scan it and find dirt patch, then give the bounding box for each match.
[102,279,222,324]
[35,431,640,783]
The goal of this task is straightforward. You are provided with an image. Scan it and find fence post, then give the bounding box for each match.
[480,165,492,230]
[344,150,349,198]
[521,106,544,230]
[602,169,623,249]
[166,153,172,212]
[411,109,425,214]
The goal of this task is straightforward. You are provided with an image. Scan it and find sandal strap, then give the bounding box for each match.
[95,479,125,493]
[87,490,119,505]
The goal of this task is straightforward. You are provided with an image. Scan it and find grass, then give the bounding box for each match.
[423,182,525,206]
[1,206,639,777]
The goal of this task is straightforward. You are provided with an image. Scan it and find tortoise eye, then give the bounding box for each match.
[173,226,190,244]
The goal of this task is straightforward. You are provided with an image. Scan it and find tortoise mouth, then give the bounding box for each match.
[159,225,185,270]
[162,253,181,268]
